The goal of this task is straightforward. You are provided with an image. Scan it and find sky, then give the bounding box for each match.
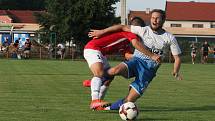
[115,0,215,16]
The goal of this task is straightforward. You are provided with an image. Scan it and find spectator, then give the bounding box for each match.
[46,43,54,59]
[14,38,20,49]
[190,42,197,64]
[10,38,20,59]
[213,45,215,63]
[23,38,32,59]
[57,43,65,60]
[201,41,210,64]
[2,38,10,58]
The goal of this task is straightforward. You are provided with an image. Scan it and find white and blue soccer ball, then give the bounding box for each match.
[119,102,139,121]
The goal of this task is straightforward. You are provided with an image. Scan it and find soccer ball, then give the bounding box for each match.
[119,102,139,121]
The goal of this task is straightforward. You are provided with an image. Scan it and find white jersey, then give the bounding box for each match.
[131,25,181,60]
[57,43,65,49]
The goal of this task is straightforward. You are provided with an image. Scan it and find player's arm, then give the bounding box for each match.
[172,54,182,80]
[88,24,131,38]
[124,52,133,60]
[208,46,211,52]
[131,39,161,63]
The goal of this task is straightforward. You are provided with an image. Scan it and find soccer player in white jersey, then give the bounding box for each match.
[88,9,182,110]
[84,31,160,110]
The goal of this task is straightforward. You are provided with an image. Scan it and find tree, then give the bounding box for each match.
[35,0,120,50]
[0,0,45,10]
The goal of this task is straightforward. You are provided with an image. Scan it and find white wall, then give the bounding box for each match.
[164,21,213,28]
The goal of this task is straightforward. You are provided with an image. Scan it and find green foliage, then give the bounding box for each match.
[0,0,45,10]
[35,0,120,49]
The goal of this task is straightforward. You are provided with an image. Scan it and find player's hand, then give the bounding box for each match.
[151,54,161,64]
[172,72,183,80]
[88,29,104,38]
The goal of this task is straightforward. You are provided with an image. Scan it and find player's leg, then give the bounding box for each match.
[107,62,129,78]
[194,54,196,64]
[90,62,104,100]
[106,86,142,110]
[83,78,112,99]
[105,58,159,110]
[98,60,115,100]
[103,59,137,110]
[83,77,113,99]
[203,52,208,63]
[99,80,111,100]
[205,54,208,63]
[191,53,193,64]
[84,49,109,109]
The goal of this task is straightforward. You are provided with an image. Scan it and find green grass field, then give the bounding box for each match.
[0,59,214,121]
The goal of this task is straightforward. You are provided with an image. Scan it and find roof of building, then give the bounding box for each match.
[166,1,215,21]
[128,10,151,25]
[0,10,43,23]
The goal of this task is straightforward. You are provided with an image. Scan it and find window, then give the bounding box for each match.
[192,24,203,28]
[211,24,215,28]
[170,24,182,27]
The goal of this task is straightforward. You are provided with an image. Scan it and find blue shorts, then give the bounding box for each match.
[123,57,159,95]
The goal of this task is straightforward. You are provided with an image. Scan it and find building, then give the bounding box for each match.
[128,8,151,25]
[0,10,42,46]
[165,1,215,42]
[127,1,215,42]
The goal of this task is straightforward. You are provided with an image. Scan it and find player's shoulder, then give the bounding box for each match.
[120,31,137,37]
[162,29,176,41]
[162,29,174,37]
[131,25,148,32]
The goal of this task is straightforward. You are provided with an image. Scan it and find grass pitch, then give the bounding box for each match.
[0,59,214,121]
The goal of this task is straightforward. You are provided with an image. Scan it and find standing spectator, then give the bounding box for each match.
[14,38,20,48]
[57,43,65,60]
[190,42,197,64]
[10,38,20,58]
[23,38,32,59]
[201,41,210,64]
[46,43,54,59]
[2,38,10,58]
[213,45,215,63]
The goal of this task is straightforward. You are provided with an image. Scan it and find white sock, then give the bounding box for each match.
[91,77,102,100]
[99,85,109,100]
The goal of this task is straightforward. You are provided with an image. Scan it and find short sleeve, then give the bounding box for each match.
[122,32,138,42]
[170,36,182,55]
[130,25,146,36]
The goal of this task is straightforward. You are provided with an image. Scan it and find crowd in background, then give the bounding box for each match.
[0,37,67,60]
[0,37,214,63]
[0,37,32,59]
[190,40,215,64]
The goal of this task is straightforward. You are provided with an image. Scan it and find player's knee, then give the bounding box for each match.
[108,67,120,75]
[103,80,112,86]
[93,71,104,78]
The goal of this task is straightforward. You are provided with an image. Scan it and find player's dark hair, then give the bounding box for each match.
[130,17,146,27]
[151,9,166,22]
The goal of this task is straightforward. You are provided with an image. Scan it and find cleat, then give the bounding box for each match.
[83,80,91,87]
[90,99,110,110]
[94,103,112,111]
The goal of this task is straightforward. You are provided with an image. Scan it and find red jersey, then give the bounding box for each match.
[84,31,138,55]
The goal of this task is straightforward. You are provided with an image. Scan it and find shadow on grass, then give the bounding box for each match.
[140,105,215,112]
[136,118,171,121]
[103,111,171,121]
[101,105,215,121]
[8,73,87,76]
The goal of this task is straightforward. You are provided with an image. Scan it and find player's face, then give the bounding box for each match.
[150,12,164,31]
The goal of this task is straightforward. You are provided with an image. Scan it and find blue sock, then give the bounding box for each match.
[110,99,124,110]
